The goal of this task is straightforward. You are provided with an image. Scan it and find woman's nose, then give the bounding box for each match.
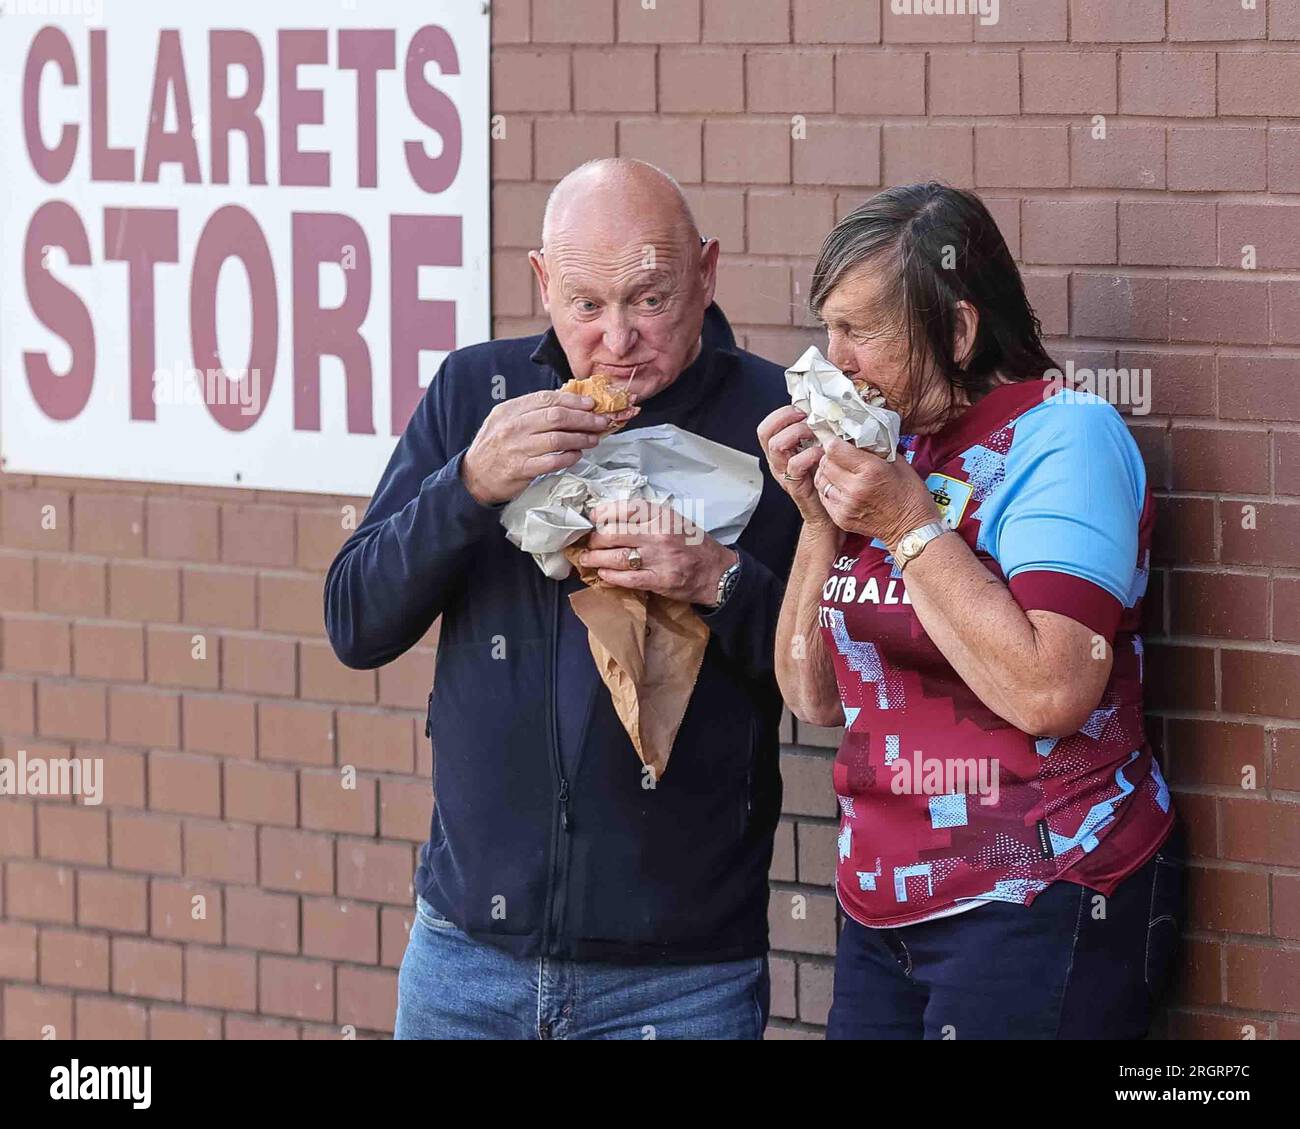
[826,331,855,375]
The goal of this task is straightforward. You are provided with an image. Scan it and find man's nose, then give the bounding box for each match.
[602,310,638,357]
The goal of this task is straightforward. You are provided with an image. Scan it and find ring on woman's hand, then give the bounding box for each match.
[627,547,643,570]
[822,482,835,500]
[782,471,797,482]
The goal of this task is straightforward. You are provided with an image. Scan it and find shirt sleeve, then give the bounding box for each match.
[983,394,1146,642]
[323,352,504,669]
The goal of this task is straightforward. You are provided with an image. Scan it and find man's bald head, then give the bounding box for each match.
[528,158,720,402]
[541,158,700,253]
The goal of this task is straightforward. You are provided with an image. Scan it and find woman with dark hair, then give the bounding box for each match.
[758,183,1184,1039]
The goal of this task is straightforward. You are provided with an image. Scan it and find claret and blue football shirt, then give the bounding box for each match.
[819,379,1174,928]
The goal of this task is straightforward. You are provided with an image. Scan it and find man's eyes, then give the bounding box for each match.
[569,295,666,313]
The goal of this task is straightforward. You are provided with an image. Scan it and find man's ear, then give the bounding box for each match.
[528,250,551,315]
[699,238,720,307]
[953,300,979,368]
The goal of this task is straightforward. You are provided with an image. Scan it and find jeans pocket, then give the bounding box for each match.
[415,893,458,933]
[1144,839,1186,998]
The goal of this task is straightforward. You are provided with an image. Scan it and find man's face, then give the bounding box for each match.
[530,220,719,402]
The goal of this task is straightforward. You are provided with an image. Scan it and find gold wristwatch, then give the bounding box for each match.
[893,522,950,571]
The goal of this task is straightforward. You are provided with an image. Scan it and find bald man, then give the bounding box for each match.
[326,159,801,1040]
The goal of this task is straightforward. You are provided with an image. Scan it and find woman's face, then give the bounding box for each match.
[819,264,965,435]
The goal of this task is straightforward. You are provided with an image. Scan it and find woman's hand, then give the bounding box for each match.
[813,437,941,549]
[757,406,835,530]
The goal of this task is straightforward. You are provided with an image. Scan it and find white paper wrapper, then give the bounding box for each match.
[785,346,902,462]
[501,424,764,580]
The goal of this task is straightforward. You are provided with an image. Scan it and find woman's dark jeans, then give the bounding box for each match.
[827,821,1187,1039]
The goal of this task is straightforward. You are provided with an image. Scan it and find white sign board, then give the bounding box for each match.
[0,0,491,494]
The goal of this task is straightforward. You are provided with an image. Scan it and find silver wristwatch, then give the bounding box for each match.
[708,555,742,612]
[893,522,950,571]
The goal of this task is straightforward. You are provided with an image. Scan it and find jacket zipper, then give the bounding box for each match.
[540,438,573,957]
[538,352,725,953]
[741,716,755,837]
[425,687,439,801]
[546,570,574,949]
[536,342,734,954]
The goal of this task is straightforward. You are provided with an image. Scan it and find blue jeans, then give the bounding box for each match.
[828,821,1187,1040]
[395,894,770,1040]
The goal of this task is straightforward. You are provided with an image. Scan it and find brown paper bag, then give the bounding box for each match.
[563,544,710,779]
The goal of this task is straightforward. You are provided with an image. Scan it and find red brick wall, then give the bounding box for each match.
[3,0,1299,1039]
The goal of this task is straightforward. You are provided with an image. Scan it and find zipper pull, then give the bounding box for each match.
[424,689,434,739]
[558,779,572,833]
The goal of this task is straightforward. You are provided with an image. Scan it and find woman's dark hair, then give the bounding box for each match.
[809,182,1058,412]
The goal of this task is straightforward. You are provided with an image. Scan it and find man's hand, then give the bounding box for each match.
[578,500,738,606]
[462,389,638,506]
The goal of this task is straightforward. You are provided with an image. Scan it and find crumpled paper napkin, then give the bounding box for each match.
[499,424,763,777]
[501,424,763,578]
[785,345,902,461]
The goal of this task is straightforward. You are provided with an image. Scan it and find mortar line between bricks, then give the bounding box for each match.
[1184,783,1300,807]
[765,1018,832,1036]
[1176,860,1300,881]
[770,950,836,965]
[1269,552,1277,635]
[1151,706,1300,728]
[1064,333,1300,349]
[213,761,227,856]
[665,42,1300,54]
[1158,562,1290,576]
[0,924,951,973]
[1144,419,1300,432]
[1164,1008,1276,1034]
[782,814,839,828]
[770,879,846,896]
[1152,489,1298,502]
[501,254,1300,277]
[1184,933,1300,963]
[515,109,1300,127]
[1144,635,1300,657]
